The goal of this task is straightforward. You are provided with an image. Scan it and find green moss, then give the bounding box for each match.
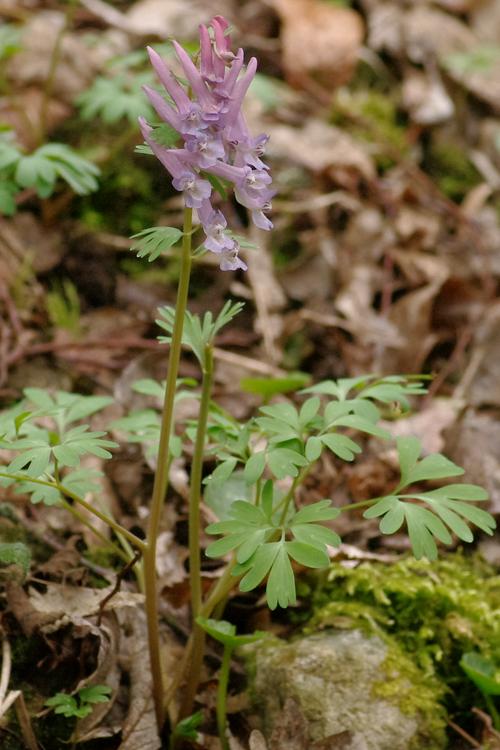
[331,90,409,170]
[424,141,481,201]
[304,553,500,730]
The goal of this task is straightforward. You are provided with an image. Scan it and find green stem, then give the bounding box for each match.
[217,645,233,750]
[201,558,239,618]
[143,206,193,730]
[177,345,213,720]
[0,472,145,551]
[337,496,385,513]
[164,560,240,712]
[485,694,500,731]
[278,468,309,525]
[189,344,213,619]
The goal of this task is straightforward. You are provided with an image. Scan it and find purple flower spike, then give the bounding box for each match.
[141,16,273,269]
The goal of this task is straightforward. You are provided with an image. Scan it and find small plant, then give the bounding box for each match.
[46,279,82,335]
[197,617,264,750]
[45,684,112,719]
[0,132,99,215]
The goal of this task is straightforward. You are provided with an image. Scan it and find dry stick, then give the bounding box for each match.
[0,639,39,749]
[14,693,39,750]
[97,548,142,626]
[143,207,193,731]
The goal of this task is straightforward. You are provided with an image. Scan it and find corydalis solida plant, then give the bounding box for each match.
[140,15,273,271]
[0,14,495,748]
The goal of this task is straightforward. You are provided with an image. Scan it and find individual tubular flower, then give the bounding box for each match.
[140,16,273,271]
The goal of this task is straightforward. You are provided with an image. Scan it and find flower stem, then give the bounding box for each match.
[164,560,240,713]
[189,343,214,619]
[178,344,213,719]
[216,645,233,750]
[143,206,193,730]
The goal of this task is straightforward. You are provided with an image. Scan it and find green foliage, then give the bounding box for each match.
[364,437,494,560]
[157,300,244,367]
[46,279,81,335]
[0,390,115,504]
[424,140,481,202]
[0,541,31,576]
[206,493,340,609]
[45,684,112,719]
[240,372,311,400]
[0,133,99,213]
[201,372,492,608]
[170,711,203,745]
[444,45,500,75]
[0,178,19,215]
[77,72,154,125]
[196,616,265,648]
[461,653,500,697]
[0,23,21,61]
[130,226,183,262]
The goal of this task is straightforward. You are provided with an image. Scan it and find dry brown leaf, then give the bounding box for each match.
[403,6,475,62]
[380,399,463,455]
[249,730,269,750]
[124,0,230,38]
[270,0,364,88]
[402,69,454,125]
[470,0,500,44]
[445,410,500,515]
[118,608,161,750]
[28,582,144,621]
[7,12,97,101]
[382,252,449,372]
[335,263,404,348]
[268,120,375,181]
[463,303,500,408]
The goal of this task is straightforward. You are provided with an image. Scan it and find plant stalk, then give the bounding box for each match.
[177,345,213,719]
[216,645,232,750]
[188,343,214,619]
[143,206,193,730]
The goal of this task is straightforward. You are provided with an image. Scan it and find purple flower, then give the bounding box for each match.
[186,132,226,168]
[172,171,212,208]
[141,16,274,270]
[198,202,234,253]
[219,247,247,272]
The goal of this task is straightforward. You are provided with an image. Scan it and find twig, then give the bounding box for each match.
[447,719,481,748]
[0,638,38,749]
[97,548,142,626]
[14,693,39,750]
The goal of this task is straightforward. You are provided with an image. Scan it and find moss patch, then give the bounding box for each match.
[304,553,500,732]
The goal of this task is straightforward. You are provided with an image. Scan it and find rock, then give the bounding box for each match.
[247,630,446,750]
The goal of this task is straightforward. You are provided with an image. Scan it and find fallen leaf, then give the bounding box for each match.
[402,69,454,125]
[270,0,364,88]
[125,0,231,38]
[269,120,375,182]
